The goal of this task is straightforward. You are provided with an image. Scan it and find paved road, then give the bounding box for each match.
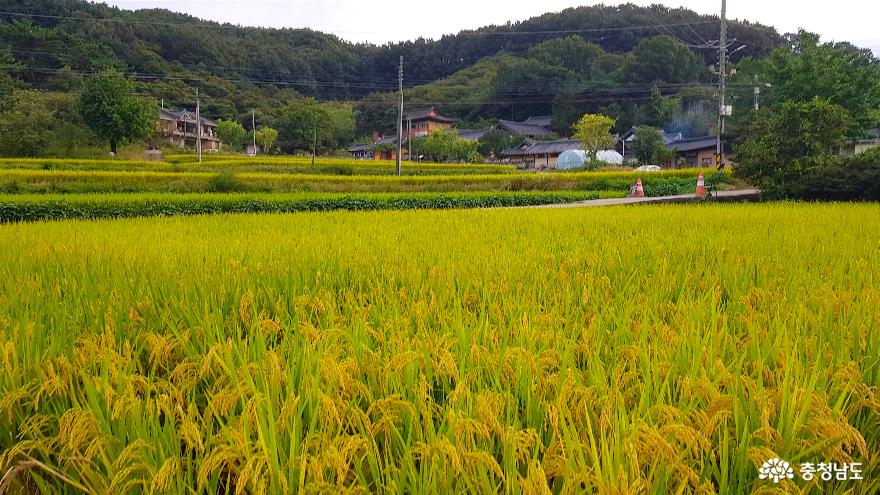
[530,189,761,209]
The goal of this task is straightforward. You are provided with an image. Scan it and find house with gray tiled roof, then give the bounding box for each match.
[157,108,221,151]
[498,116,555,138]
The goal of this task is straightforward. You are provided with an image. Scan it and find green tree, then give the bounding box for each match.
[477,130,525,158]
[651,143,677,167]
[493,58,577,121]
[215,119,248,151]
[734,98,850,194]
[758,31,880,138]
[0,49,21,101]
[254,127,279,155]
[0,90,94,157]
[413,129,481,163]
[572,114,615,161]
[278,98,355,153]
[77,71,156,154]
[650,87,682,125]
[628,36,702,84]
[631,127,665,164]
[527,36,607,79]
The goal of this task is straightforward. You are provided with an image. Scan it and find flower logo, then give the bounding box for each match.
[759,458,795,484]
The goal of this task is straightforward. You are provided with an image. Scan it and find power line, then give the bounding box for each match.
[1,61,754,95]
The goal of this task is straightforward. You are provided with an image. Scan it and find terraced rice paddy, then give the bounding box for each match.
[0,203,878,494]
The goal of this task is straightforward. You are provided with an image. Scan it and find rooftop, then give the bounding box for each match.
[498,117,554,137]
[347,143,372,153]
[160,108,216,127]
[407,107,459,124]
[522,116,553,127]
[502,139,582,157]
[666,136,718,152]
[457,129,487,141]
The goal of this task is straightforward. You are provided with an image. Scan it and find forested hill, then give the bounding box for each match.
[1,0,783,101]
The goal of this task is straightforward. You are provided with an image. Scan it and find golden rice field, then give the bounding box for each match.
[0,203,878,494]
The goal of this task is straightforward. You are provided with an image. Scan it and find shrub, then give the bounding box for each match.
[777,149,880,200]
[207,173,245,192]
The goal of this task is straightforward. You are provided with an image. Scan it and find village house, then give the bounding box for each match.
[456,116,555,144]
[502,139,583,169]
[348,107,459,160]
[156,108,222,151]
[616,127,731,168]
[405,107,458,139]
[841,127,880,156]
[497,116,555,138]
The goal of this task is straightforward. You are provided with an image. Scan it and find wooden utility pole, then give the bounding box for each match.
[252,110,257,156]
[196,88,202,163]
[716,0,727,167]
[396,56,404,176]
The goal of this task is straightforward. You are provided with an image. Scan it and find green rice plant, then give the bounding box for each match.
[1,203,876,494]
[0,168,730,195]
[0,191,620,223]
[0,158,517,177]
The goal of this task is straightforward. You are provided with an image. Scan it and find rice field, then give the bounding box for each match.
[0,167,728,195]
[0,158,517,177]
[0,203,878,494]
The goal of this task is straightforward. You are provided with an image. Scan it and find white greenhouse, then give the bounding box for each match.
[556,150,624,170]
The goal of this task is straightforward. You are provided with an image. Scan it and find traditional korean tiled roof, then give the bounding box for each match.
[159,108,216,127]
[502,139,582,157]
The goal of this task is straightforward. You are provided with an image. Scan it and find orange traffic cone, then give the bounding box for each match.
[695,173,706,197]
[636,178,646,198]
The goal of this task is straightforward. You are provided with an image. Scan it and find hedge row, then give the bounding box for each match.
[0,191,619,223]
[760,149,880,200]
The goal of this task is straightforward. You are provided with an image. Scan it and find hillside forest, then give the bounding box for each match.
[0,0,878,158]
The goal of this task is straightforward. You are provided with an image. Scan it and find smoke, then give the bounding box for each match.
[664,100,711,139]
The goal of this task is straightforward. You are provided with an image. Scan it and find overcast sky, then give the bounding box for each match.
[100,0,880,55]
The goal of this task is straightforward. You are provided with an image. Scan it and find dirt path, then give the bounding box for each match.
[528,189,761,209]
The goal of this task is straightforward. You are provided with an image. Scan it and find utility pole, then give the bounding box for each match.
[312,122,317,167]
[716,0,727,169]
[396,55,404,176]
[753,76,761,111]
[252,110,256,156]
[196,88,202,163]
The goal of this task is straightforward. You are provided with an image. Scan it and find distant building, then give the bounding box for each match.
[405,107,458,139]
[363,134,408,161]
[841,127,880,156]
[349,108,458,161]
[347,143,374,160]
[616,127,730,168]
[457,129,487,141]
[502,139,582,169]
[498,116,555,138]
[157,108,221,151]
